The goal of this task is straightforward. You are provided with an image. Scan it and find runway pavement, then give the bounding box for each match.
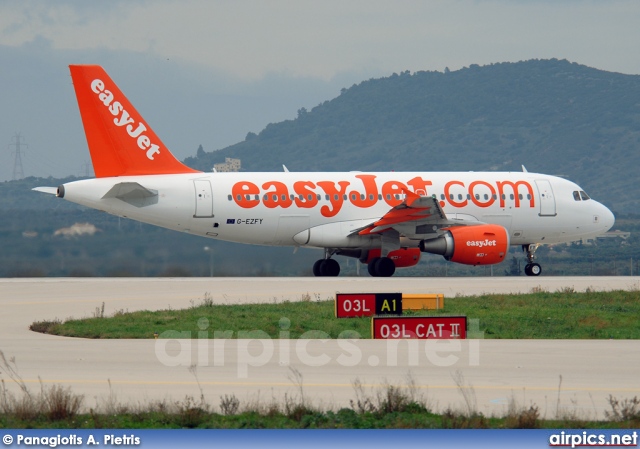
[1,276,639,419]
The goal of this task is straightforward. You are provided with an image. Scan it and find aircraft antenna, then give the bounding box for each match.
[8,133,27,180]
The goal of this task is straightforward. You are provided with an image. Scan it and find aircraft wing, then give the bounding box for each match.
[355,189,477,239]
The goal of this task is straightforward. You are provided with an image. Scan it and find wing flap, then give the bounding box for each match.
[356,190,458,237]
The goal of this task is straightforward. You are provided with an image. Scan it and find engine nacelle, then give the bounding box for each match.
[365,248,421,268]
[419,224,509,266]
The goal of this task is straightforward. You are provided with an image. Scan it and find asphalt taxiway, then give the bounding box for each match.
[1,277,639,418]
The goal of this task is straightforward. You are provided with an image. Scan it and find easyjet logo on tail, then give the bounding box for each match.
[90,79,161,161]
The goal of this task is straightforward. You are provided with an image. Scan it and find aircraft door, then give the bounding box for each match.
[193,179,214,218]
[535,179,556,217]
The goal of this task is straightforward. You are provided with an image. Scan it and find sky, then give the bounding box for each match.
[1,0,640,181]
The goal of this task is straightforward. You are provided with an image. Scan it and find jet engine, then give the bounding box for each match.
[419,224,509,265]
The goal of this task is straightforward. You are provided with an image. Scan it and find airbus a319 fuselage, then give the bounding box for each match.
[36,65,615,277]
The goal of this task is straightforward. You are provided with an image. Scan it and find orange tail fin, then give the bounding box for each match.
[69,65,201,178]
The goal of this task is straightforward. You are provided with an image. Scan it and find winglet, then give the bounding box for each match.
[69,65,201,178]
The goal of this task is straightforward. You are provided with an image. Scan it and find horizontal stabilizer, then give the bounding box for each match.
[102,182,158,200]
[32,186,58,195]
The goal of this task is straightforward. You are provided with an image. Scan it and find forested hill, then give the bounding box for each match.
[184,59,640,213]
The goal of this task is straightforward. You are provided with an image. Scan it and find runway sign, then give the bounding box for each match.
[335,293,444,318]
[372,315,467,339]
[335,293,402,318]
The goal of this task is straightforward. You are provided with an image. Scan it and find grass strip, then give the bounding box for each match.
[31,290,640,340]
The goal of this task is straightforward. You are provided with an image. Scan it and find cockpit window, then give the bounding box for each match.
[580,191,590,201]
[573,191,581,201]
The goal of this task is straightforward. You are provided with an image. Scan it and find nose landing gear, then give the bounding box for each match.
[523,244,542,276]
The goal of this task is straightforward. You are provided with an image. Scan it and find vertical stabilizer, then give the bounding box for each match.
[69,65,201,177]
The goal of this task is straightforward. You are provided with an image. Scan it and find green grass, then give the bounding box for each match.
[31,290,640,340]
[1,409,635,429]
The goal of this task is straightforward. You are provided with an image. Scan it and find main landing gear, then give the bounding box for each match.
[312,258,340,276]
[367,257,395,277]
[523,244,542,276]
[313,249,340,276]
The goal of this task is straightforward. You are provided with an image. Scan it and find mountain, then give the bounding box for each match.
[184,59,640,213]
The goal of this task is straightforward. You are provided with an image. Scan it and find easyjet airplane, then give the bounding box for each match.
[35,65,615,277]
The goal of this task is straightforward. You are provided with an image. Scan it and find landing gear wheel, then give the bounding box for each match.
[523,244,542,276]
[375,257,395,277]
[320,258,340,276]
[368,257,380,276]
[312,259,323,276]
[524,263,542,276]
[367,257,395,277]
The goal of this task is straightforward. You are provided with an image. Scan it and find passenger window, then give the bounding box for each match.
[449,194,454,200]
[272,194,277,201]
[501,194,506,200]
[378,194,382,200]
[245,194,251,200]
[255,195,259,201]
[580,191,590,200]
[458,194,463,200]
[440,194,445,200]
[573,191,581,201]
[527,194,531,200]
[227,195,232,201]
[325,195,329,201]
[493,194,498,200]
[308,194,313,201]
[236,194,242,201]
[351,194,357,200]
[518,194,523,200]
[334,194,339,201]
[467,194,471,200]
[343,194,348,200]
[317,194,322,201]
[484,194,489,200]
[510,194,514,200]
[299,194,304,200]
[475,194,480,200]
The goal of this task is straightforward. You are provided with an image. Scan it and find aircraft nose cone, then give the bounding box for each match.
[601,204,615,232]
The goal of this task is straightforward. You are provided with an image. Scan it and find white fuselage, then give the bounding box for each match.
[59,171,614,251]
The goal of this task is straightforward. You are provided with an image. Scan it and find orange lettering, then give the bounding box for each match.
[444,180,468,207]
[381,181,407,206]
[262,181,293,209]
[317,181,350,217]
[232,181,260,208]
[496,181,534,208]
[349,175,378,208]
[406,176,432,196]
[469,181,496,208]
[293,181,318,209]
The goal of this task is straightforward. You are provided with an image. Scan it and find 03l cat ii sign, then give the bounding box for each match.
[372,316,467,339]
